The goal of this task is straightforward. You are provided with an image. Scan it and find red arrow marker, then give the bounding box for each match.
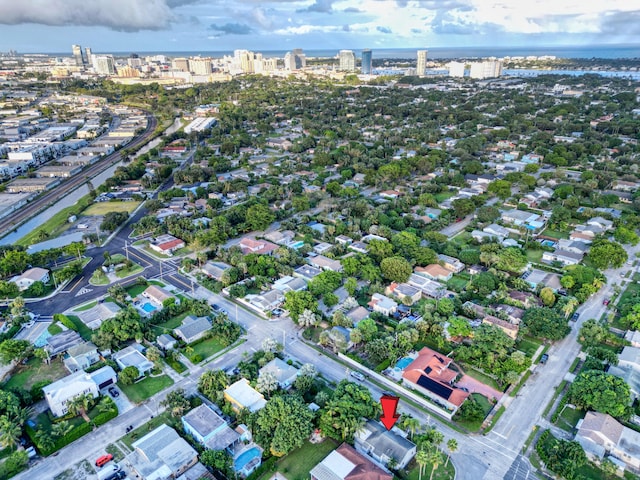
[380,394,400,430]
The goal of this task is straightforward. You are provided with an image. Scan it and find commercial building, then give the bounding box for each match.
[361,49,373,75]
[7,177,60,193]
[284,49,306,71]
[339,50,356,72]
[188,57,212,75]
[417,49,427,75]
[469,60,503,79]
[448,61,465,78]
[92,55,116,75]
[184,117,217,134]
[72,44,85,67]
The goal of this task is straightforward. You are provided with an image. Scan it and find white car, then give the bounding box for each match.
[350,371,365,381]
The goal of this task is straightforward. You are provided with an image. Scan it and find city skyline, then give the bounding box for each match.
[0,0,639,53]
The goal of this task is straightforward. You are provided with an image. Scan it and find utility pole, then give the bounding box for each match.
[124,241,129,261]
[159,259,163,281]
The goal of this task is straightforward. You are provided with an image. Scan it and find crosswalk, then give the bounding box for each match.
[75,287,93,297]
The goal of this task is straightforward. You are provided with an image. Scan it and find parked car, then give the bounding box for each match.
[539,354,549,364]
[108,387,119,397]
[95,454,113,467]
[212,303,220,311]
[350,371,365,381]
[603,298,610,306]
[571,312,580,322]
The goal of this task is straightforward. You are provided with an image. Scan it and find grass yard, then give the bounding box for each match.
[516,337,542,357]
[90,270,109,286]
[257,439,338,480]
[525,249,544,263]
[67,315,93,341]
[142,246,171,259]
[554,405,585,432]
[121,412,177,449]
[462,365,502,391]
[435,191,456,203]
[541,228,569,240]
[405,455,455,480]
[3,357,68,391]
[455,393,494,432]
[74,301,97,312]
[126,284,148,298]
[115,262,144,279]
[16,194,93,246]
[186,337,225,362]
[446,275,468,292]
[118,374,174,404]
[82,201,141,216]
[150,311,191,336]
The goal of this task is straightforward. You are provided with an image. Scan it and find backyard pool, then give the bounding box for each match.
[234,447,262,474]
[34,329,51,348]
[141,302,157,314]
[289,240,305,250]
[541,240,556,247]
[395,357,414,370]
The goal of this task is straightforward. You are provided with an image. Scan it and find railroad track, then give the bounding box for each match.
[0,113,158,239]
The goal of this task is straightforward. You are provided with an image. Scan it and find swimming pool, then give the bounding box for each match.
[289,240,305,250]
[141,302,157,313]
[541,240,556,247]
[395,357,413,370]
[34,329,52,348]
[234,447,262,473]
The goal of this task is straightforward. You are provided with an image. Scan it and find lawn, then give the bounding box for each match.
[405,456,455,480]
[82,201,141,216]
[115,262,144,279]
[446,275,468,292]
[90,270,109,286]
[126,284,148,298]
[74,301,97,312]
[516,337,542,357]
[118,374,174,404]
[150,311,191,336]
[16,194,93,247]
[121,412,177,449]
[3,357,68,391]
[186,337,225,362]
[525,249,544,263]
[541,228,569,240]
[554,405,585,432]
[435,191,456,203]
[67,315,94,341]
[461,365,502,391]
[256,439,338,480]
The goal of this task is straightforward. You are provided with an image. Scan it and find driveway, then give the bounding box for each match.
[102,386,134,414]
[456,374,504,402]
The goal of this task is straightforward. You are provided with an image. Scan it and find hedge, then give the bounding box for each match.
[375,358,391,373]
[53,313,77,332]
[94,408,118,426]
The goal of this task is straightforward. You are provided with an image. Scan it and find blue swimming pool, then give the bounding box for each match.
[541,240,556,247]
[234,447,262,472]
[141,302,157,313]
[34,329,51,348]
[395,357,413,370]
[290,240,305,250]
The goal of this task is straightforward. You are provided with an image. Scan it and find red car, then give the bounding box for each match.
[95,454,113,467]
[603,299,610,306]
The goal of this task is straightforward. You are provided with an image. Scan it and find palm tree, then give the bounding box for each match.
[428,448,443,480]
[34,428,55,452]
[445,438,458,467]
[416,448,429,480]
[0,416,21,448]
[96,397,114,414]
[401,416,420,440]
[67,394,93,422]
[51,420,73,438]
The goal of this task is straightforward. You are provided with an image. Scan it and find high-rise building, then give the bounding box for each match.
[469,60,503,79]
[284,49,306,71]
[417,50,427,76]
[92,55,116,75]
[189,57,212,76]
[338,50,356,72]
[448,61,465,78]
[172,58,189,72]
[263,58,278,72]
[72,45,85,67]
[84,47,93,66]
[361,49,372,75]
[234,50,254,74]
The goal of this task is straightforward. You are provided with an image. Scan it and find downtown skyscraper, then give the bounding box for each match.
[417,49,428,76]
[361,49,372,75]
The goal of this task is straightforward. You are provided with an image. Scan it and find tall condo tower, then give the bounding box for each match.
[338,50,356,72]
[361,49,372,74]
[72,44,85,66]
[417,49,428,75]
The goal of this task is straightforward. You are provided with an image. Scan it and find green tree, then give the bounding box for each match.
[66,393,93,422]
[416,448,429,480]
[539,287,556,307]
[445,438,458,467]
[380,256,412,283]
[613,227,639,246]
[569,370,631,418]
[198,370,228,402]
[0,416,21,448]
[51,420,73,438]
[119,366,139,385]
[495,247,527,273]
[522,307,570,341]
[200,449,232,474]
[0,339,32,365]
[245,204,275,231]
[251,395,314,456]
[161,388,191,417]
[487,180,512,199]
[588,239,628,270]
[284,291,318,322]
[318,380,379,441]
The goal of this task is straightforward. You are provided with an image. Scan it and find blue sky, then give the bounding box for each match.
[0,0,639,53]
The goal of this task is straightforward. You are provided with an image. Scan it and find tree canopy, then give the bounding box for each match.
[568,370,631,418]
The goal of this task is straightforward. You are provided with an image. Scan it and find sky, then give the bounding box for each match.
[0,0,639,54]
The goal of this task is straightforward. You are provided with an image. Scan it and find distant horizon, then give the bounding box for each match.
[16,43,640,60]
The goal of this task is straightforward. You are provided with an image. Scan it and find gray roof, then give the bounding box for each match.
[113,345,154,372]
[356,420,416,466]
[66,341,97,358]
[157,333,177,348]
[89,366,117,387]
[131,424,197,476]
[259,358,298,386]
[182,404,240,450]
[174,316,211,343]
[46,330,83,355]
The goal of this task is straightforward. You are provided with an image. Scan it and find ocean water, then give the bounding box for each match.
[50,44,640,60]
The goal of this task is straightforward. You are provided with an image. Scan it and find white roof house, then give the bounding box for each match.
[10,267,49,291]
[258,358,299,389]
[43,370,99,417]
[113,345,154,376]
[224,378,267,413]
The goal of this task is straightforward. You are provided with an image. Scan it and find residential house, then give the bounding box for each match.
[181,404,241,450]
[310,443,393,480]
[402,347,469,413]
[349,242,368,254]
[482,315,519,340]
[508,290,542,308]
[142,285,178,309]
[64,342,100,372]
[501,209,541,227]
[224,378,267,413]
[45,330,83,356]
[113,345,154,377]
[128,424,199,480]
[557,239,590,256]
[355,420,417,469]
[249,289,284,313]
[407,274,447,299]
[313,242,333,255]
[587,217,614,231]
[75,301,121,330]
[385,283,422,305]
[174,315,212,344]
[542,248,583,266]
[483,224,510,238]
[157,333,178,351]
[263,230,295,246]
[309,255,343,272]
[575,411,640,471]
[335,235,353,245]
[89,365,118,390]
[329,326,352,350]
[468,265,487,275]
[379,190,402,199]
[625,331,640,349]
[368,293,398,316]
[346,306,370,326]
[293,264,322,282]
[258,358,299,389]
[523,269,562,291]
[239,237,278,255]
[437,254,465,273]
[10,267,49,291]
[471,230,496,242]
[150,234,185,256]
[273,276,307,293]
[201,261,232,281]
[415,264,453,282]
[495,305,525,325]
[462,301,486,319]
[43,370,100,417]
[608,365,640,401]
[618,347,640,372]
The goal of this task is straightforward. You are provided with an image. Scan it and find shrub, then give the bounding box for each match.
[94,409,118,426]
[53,314,77,331]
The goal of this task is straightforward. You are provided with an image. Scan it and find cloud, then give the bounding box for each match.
[411,28,422,34]
[599,10,640,35]
[209,22,253,35]
[343,7,362,12]
[274,24,342,35]
[376,25,392,34]
[297,0,334,13]
[0,0,197,31]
